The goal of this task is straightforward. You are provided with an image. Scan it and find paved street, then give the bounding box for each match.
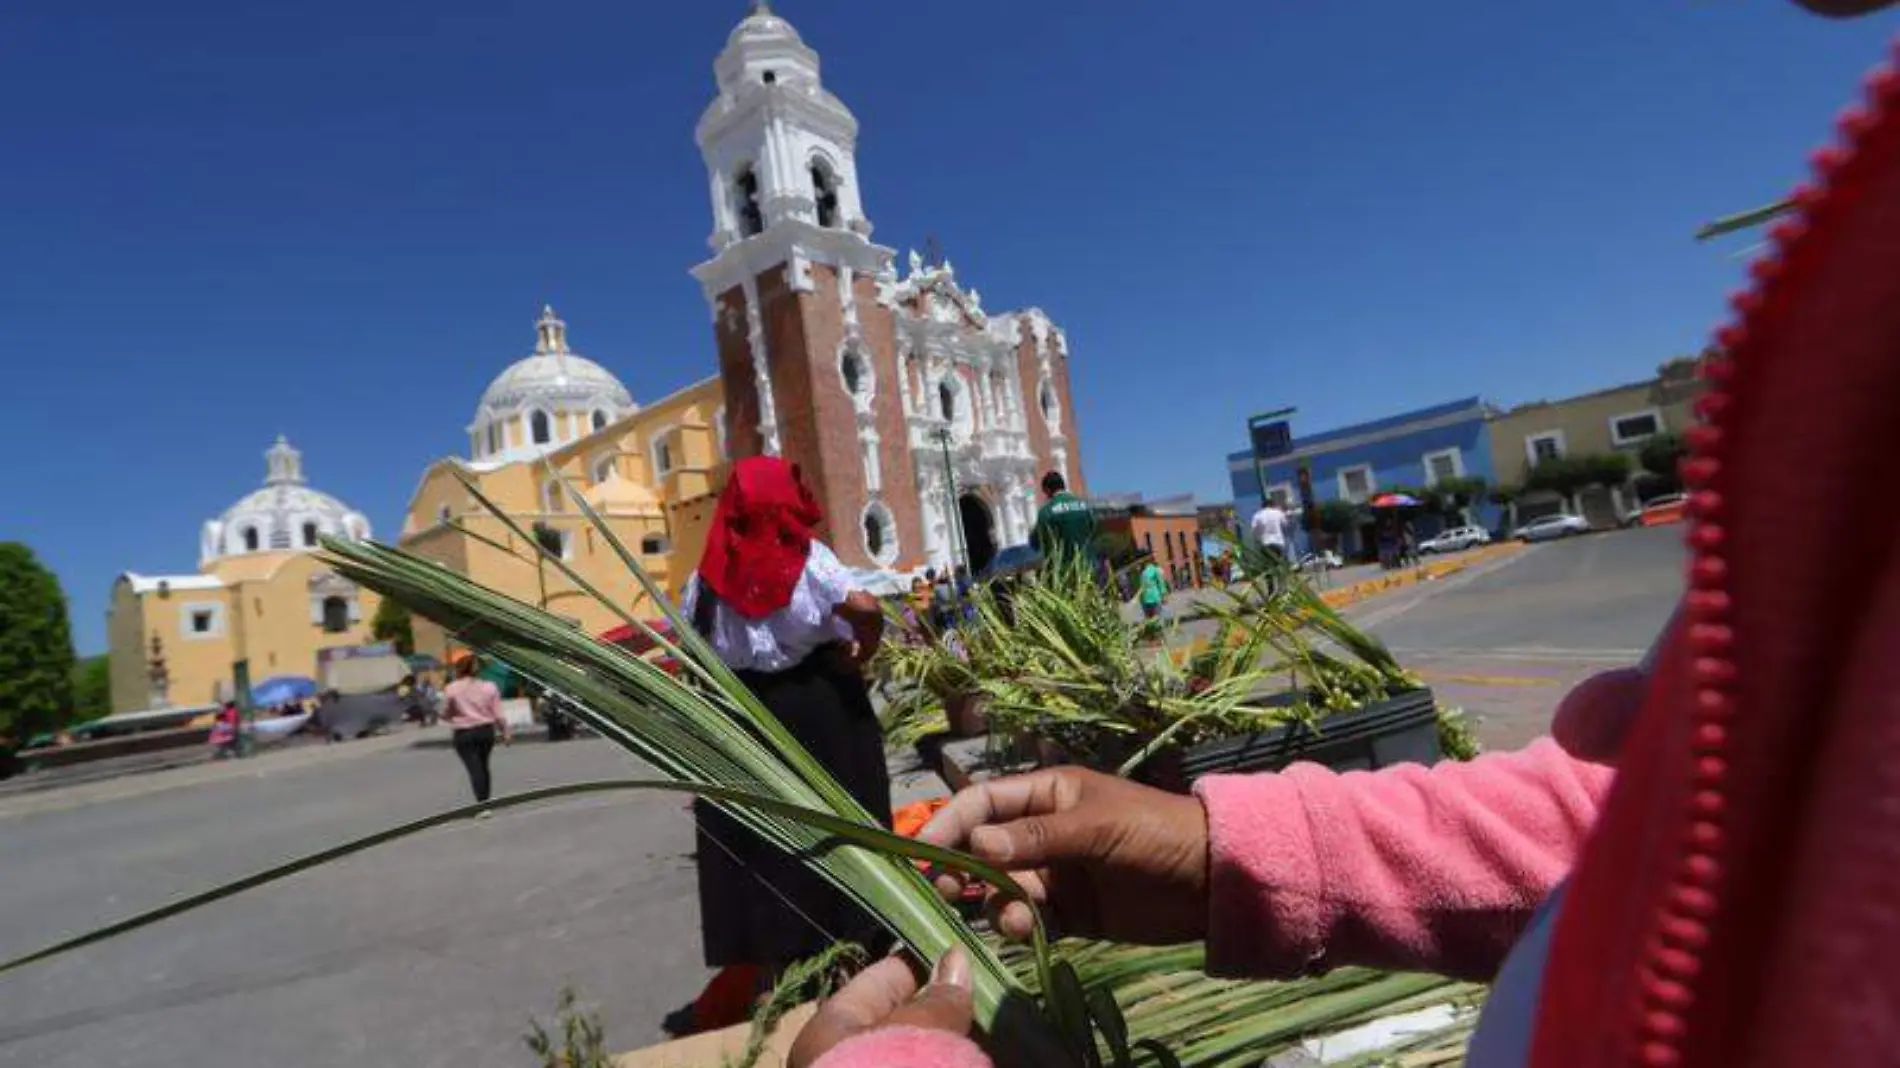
[0,738,710,1068]
[1350,525,1685,749]
[0,526,1686,1068]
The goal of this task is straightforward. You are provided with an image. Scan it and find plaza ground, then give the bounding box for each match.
[0,526,1684,1068]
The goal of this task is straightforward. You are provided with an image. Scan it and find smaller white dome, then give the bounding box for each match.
[202,437,371,564]
[469,307,635,465]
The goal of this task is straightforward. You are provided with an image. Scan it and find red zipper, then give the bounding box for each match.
[1628,47,1900,1068]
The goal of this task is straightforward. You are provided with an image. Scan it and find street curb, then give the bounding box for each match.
[1316,543,1525,609]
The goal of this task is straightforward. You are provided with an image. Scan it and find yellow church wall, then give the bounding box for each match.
[106,579,153,713]
[222,552,383,690]
[135,584,238,710]
[395,375,735,649]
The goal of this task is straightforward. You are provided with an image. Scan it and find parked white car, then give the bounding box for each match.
[1418,526,1491,554]
[1298,550,1344,570]
[1513,513,1591,542]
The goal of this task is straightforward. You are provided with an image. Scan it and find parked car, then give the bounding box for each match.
[1418,526,1491,554]
[1637,494,1688,528]
[1297,549,1344,570]
[1514,514,1591,542]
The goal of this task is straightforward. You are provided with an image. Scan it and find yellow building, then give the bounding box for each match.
[398,307,730,665]
[106,437,382,713]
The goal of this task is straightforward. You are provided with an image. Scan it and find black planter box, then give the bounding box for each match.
[1134,687,1440,792]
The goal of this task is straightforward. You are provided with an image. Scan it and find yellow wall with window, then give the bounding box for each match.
[398,376,729,665]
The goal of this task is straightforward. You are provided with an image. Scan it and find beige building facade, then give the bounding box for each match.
[106,439,381,713]
[1487,358,1704,526]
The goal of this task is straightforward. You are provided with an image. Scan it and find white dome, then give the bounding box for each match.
[469,306,635,464]
[201,437,372,564]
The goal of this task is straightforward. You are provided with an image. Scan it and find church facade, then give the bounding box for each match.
[693,4,1085,575]
[106,438,381,713]
[397,1,1089,666]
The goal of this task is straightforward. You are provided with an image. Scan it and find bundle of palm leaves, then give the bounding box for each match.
[880,544,1423,775]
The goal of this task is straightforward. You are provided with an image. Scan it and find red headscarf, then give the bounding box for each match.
[695,456,824,620]
[1530,40,1900,1067]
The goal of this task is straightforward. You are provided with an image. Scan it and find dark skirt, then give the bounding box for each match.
[694,646,894,968]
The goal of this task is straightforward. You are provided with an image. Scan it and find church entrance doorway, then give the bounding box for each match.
[958,494,998,576]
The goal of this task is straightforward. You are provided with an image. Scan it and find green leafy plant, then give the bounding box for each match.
[370,597,416,657]
[723,942,865,1068]
[880,543,1421,779]
[526,988,611,1068]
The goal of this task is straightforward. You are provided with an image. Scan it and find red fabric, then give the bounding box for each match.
[1530,46,1900,1068]
[697,456,824,620]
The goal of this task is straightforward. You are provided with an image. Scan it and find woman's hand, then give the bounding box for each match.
[788,949,974,1068]
[918,767,1211,945]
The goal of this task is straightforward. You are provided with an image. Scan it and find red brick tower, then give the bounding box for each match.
[690,4,1085,574]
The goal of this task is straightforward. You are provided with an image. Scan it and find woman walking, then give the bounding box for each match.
[442,655,511,806]
[682,456,893,977]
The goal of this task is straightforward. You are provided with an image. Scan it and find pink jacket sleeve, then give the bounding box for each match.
[1195,738,1612,981]
[812,1026,991,1068]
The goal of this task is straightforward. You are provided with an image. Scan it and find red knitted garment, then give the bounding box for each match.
[1530,41,1900,1068]
[697,456,824,620]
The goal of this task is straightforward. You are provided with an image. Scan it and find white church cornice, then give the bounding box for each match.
[692,220,893,300]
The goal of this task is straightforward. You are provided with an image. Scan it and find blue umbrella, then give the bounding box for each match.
[251,675,318,706]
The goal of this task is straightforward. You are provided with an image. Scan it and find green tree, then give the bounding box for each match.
[1579,452,1634,488]
[370,597,416,657]
[71,655,112,722]
[0,543,77,746]
[1638,432,1687,491]
[1316,500,1365,537]
[1433,476,1488,515]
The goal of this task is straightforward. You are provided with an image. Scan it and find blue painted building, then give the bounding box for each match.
[1226,397,1499,557]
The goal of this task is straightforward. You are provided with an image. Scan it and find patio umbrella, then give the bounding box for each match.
[250,675,317,706]
[1368,493,1421,509]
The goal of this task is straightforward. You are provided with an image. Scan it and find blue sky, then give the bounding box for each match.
[4,1,1894,653]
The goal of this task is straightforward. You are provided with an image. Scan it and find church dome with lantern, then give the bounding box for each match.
[201,437,372,564]
[469,306,636,465]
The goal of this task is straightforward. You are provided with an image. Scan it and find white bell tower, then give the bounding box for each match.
[695,1,876,251]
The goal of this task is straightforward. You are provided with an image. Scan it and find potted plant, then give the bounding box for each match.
[878,550,1446,793]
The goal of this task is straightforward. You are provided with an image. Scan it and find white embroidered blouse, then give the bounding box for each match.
[679,541,860,673]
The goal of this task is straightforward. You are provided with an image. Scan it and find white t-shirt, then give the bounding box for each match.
[1250,505,1289,549]
[680,541,858,673]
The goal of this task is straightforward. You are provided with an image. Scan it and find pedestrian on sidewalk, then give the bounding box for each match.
[1137,557,1168,621]
[442,655,511,806]
[680,456,894,981]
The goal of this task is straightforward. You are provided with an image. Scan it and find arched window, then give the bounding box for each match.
[302,522,319,548]
[811,160,840,228]
[640,534,669,556]
[242,527,259,552]
[320,596,350,633]
[437,504,452,526]
[734,165,764,238]
[939,381,955,422]
[591,409,609,432]
[531,410,551,445]
[860,501,899,565]
[1040,382,1056,422]
[841,349,865,395]
[593,456,614,484]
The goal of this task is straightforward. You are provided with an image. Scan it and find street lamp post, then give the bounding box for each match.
[932,426,967,575]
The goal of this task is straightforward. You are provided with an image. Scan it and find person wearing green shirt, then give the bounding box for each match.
[1137,559,1168,619]
[1031,471,1098,566]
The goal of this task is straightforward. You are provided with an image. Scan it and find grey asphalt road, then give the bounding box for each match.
[1350,525,1687,748]
[0,738,709,1068]
[0,526,1687,1068]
